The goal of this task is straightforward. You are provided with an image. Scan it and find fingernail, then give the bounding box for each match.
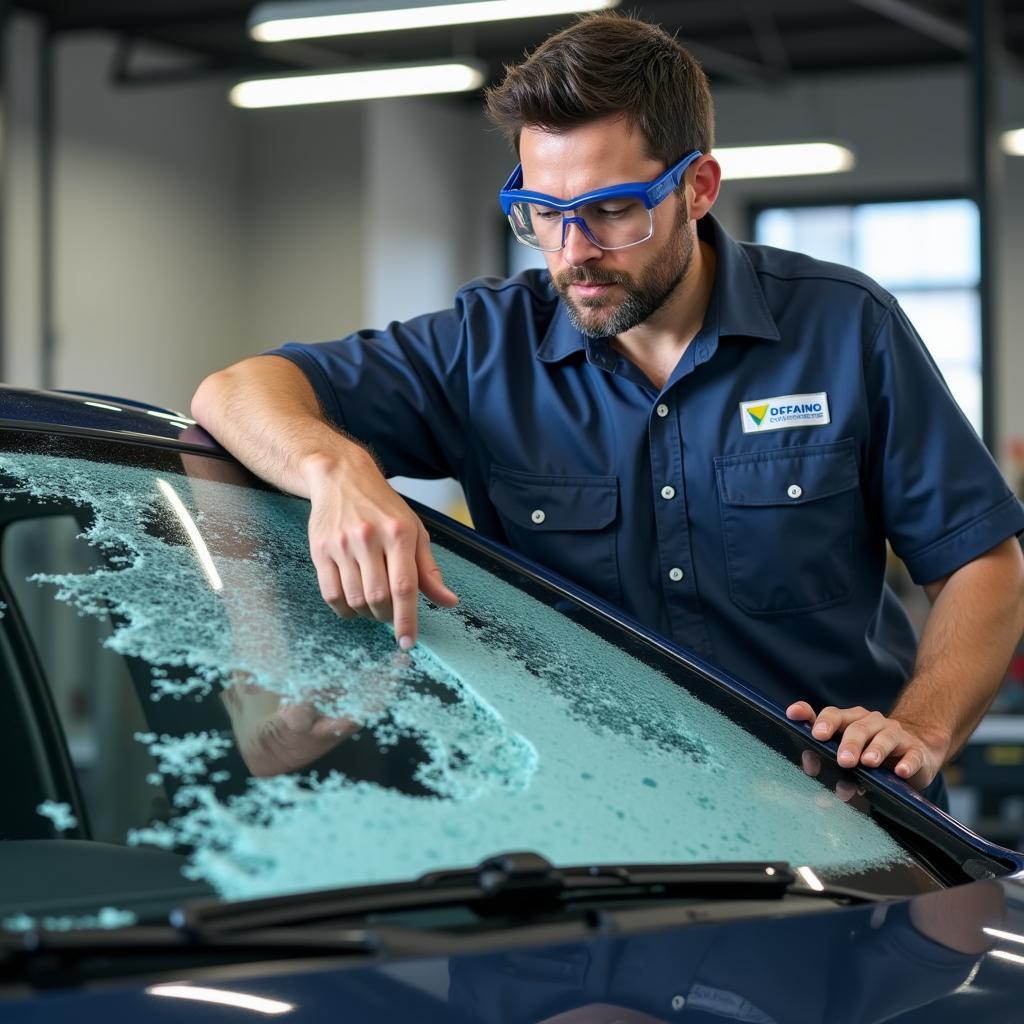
[813,722,828,737]
[839,749,855,765]
[864,751,879,764]
[398,635,415,651]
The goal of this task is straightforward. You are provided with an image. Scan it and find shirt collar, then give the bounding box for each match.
[536,212,780,365]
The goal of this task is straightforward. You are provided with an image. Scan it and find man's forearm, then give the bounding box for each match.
[891,537,1024,764]
[191,353,459,645]
[191,354,375,499]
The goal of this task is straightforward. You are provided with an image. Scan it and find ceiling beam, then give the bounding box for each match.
[686,40,786,89]
[847,0,972,53]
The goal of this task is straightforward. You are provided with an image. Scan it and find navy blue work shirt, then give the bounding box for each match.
[270,214,1024,714]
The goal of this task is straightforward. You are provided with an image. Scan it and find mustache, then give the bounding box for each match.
[554,268,630,289]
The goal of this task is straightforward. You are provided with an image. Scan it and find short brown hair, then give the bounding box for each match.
[484,12,714,164]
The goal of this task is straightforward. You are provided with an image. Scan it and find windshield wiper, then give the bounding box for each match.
[174,852,867,935]
[0,921,383,990]
[0,854,875,989]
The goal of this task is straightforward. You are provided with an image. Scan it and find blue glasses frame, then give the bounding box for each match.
[499,149,702,252]
[499,149,702,215]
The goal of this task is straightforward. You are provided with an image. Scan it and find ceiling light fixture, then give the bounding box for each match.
[714,142,855,180]
[249,0,619,42]
[230,60,486,107]
[1003,128,1024,156]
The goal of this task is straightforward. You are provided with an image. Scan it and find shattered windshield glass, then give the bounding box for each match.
[0,431,937,926]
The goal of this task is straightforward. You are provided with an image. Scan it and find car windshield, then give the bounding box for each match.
[0,429,980,931]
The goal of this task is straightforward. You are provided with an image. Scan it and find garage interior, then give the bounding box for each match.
[2,0,1024,844]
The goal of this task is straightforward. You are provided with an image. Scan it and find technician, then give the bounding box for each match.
[192,13,1024,802]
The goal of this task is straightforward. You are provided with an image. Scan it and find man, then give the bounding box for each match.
[192,13,1024,803]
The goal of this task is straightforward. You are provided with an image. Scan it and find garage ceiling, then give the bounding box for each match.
[10,0,1024,90]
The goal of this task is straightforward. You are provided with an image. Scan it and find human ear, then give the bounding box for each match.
[687,155,721,218]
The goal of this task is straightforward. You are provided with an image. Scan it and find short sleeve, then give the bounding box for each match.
[267,304,468,481]
[863,301,1024,584]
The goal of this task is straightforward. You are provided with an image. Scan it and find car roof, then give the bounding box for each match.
[0,385,222,452]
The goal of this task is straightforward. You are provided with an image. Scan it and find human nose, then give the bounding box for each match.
[561,217,603,267]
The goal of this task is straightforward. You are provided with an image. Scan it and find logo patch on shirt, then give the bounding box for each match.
[740,392,830,433]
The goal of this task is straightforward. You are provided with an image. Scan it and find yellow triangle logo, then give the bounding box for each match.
[747,404,769,425]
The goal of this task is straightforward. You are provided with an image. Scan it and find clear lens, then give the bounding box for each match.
[509,200,653,251]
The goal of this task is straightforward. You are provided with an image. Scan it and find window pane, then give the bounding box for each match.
[855,200,979,289]
[754,206,854,266]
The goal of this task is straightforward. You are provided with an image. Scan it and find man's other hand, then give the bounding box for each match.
[786,701,947,790]
[304,454,459,649]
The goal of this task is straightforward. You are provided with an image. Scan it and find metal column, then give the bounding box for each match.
[0,0,9,381]
[38,19,54,391]
[971,0,1003,452]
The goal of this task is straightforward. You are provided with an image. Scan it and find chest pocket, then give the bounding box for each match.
[488,463,621,605]
[715,439,859,616]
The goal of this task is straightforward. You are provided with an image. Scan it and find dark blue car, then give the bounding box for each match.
[1,384,1023,1022]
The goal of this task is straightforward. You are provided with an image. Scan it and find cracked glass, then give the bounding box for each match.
[0,429,941,927]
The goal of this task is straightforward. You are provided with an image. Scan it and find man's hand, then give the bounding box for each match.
[786,702,948,790]
[192,357,460,650]
[304,452,459,649]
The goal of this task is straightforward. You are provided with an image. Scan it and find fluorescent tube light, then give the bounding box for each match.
[714,142,855,180]
[1003,128,1024,156]
[231,60,485,108]
[250,0,619,42]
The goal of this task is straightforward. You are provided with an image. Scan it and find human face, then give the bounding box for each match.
[518,117,694,338]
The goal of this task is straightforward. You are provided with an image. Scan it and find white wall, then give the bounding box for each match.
[363,94,516,329]
[51,33,247,413]
[239,101,366,351]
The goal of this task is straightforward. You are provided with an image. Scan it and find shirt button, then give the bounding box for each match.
[668,567,684,582]
[531,509,546,524]
[787,484,803,499]
[660,485,676,500]
[655,403,669,418]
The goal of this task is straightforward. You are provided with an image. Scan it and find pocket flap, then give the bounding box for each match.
[488,464,618,531]
[715,439,858,508]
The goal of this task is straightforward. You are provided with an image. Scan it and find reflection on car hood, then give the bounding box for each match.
[2,876,1020,1022]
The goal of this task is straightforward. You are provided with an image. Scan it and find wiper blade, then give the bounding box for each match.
[0,922,382,990]
[178,853,808,934]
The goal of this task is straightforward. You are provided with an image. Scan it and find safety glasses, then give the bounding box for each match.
[499,149,702,252]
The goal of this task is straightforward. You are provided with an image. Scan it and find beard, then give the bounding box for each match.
[553,207,694,338]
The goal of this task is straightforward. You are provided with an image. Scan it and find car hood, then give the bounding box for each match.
[3,876,1021,1023]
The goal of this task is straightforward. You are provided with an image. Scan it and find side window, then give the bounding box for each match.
[2,515,167,843]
